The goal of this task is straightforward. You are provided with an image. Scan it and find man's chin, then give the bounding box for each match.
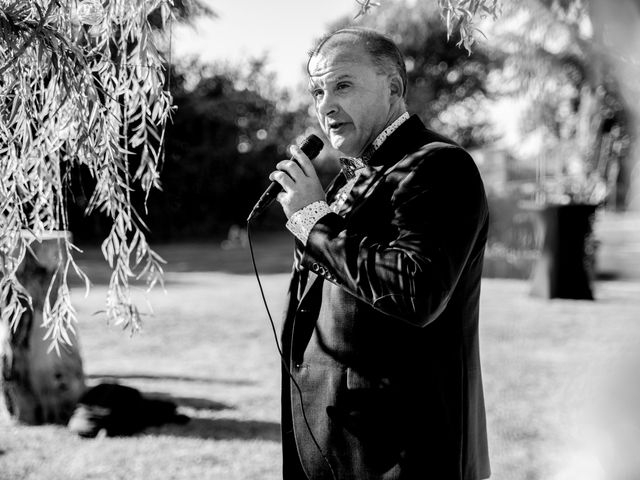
[330,136,359,157]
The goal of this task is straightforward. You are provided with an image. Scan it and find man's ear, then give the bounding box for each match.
[389,73,404,100]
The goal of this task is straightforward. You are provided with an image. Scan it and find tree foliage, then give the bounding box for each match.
[487,0,631,206]
[356,0,501,52]
[0,0,183,351]
[68,61,312,241]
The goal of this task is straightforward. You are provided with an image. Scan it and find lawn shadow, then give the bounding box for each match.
[124,386,280,442]
[69,381,275,440]
[149,417,281,442]
[144,391,232,412]
[138,389,280,441]
[87,373,255,387]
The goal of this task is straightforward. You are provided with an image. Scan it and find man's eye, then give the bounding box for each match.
[312,89,324,99]
[336,83,350,91]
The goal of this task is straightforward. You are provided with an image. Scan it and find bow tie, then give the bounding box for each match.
[338,143,375,180]
[335,112,411,180]
[339,156,366,180]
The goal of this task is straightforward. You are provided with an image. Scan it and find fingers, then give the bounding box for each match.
[274,145,318,182]
[269,170,294,192]
[289,145,318,178]
[275,158,304,181]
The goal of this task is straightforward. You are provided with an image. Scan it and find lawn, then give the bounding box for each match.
[1,234,640,480]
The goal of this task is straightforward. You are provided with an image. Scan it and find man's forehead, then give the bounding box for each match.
[308,37,374,77]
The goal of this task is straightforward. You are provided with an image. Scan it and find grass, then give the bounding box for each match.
[2,233,640,480]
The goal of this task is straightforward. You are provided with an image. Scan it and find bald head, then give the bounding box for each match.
[305,28,408,157]
[308,28,408,99]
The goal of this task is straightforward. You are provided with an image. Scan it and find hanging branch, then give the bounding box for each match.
[437,0,501,52]
[0,0,176,352]
[354,0,381,20]
[354,0,502,52]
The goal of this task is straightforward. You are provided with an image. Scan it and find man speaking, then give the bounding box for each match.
[269,27,491,480]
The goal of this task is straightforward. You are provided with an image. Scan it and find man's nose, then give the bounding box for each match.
[316,91,338,117]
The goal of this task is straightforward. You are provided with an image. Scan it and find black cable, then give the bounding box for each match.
[246,220,338,480]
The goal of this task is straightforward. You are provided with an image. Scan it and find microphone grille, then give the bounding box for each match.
[299,134,324,160]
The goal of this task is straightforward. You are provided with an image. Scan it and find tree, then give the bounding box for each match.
[0,0,207,425]
[1,0,174,346]
[483,0,630,207]
[134,61,312,239]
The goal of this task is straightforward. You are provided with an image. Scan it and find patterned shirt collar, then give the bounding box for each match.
[339,112,410,179]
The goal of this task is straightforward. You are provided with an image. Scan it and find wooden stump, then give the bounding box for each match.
[0,233,85,424]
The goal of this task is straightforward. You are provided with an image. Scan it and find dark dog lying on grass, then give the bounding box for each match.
[67,382,189,437]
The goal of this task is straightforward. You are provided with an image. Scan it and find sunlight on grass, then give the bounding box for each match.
[2,256,640,479]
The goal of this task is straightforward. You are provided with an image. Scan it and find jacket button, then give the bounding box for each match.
[312,263,319,272]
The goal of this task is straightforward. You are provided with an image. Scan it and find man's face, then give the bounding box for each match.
[308,41,393,157]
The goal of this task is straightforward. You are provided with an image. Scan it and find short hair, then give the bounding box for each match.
[307,27,408,99]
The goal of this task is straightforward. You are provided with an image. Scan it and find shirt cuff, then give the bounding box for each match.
[286,201,332,244]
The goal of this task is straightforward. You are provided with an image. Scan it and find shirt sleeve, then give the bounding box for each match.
[286,200,333,244]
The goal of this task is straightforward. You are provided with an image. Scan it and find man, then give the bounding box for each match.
[270,27,490,480]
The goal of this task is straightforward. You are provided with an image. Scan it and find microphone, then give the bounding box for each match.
[247,134,324,221]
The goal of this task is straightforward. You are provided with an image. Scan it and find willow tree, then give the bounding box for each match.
[0,0,202,424]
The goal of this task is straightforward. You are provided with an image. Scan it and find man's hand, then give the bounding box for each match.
[269,145,326,219]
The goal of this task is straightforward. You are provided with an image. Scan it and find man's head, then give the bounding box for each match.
[307,28,408,157]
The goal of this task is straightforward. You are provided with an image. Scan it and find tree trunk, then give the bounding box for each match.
[0,233,85,425]
[529,204,598,299]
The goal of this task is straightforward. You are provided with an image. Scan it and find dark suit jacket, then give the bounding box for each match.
[281,115,491,480]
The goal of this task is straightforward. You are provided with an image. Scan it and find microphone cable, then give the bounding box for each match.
[246,220,338,480]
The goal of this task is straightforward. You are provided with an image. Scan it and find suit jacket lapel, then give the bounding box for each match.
[335,166,384,218]
[298,270,319,302]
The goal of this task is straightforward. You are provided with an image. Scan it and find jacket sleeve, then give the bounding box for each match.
[300,145,488,327]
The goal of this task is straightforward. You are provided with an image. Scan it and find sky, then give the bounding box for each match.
[172,0,360,88]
